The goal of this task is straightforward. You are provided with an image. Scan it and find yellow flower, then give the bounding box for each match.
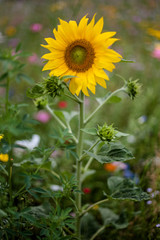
[0,153,9,162]
[5,26,16,37]
[148,28,160,39]
[41,15,122,96]
[0,134,4,141]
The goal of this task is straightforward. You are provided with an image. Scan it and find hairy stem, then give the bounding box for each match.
[90,225,106,240]
[76,92,85,239]
[46,104,78,143]
[84,87,125,126]
[80,198,108,217]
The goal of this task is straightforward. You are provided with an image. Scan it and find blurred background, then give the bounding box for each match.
[0,0,160,238]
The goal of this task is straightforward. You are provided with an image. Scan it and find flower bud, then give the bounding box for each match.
[33,96,48,109]
[43,75,65,98]
[125,78,141,100]
[97,123,117,142]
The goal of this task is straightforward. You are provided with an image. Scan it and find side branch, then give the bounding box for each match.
[84,87,125,126]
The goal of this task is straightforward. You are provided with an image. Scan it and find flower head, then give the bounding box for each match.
[148,28,160,40]
[0,153,9,162]
[41,15,122,96]
[152,43,160,60]
[30,23,42,32]
[97,123,117,142]
[83,187,91,194]
[0,134,4,141]
[58,101,67,109]
[125,78,141,100]
[43,75,65,98]
[34,110,51,123]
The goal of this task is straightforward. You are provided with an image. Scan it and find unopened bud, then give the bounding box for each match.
[97,123,117,142]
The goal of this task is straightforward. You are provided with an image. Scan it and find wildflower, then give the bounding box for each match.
[50,1,66,12]
[28,53,38,64]
[0,134,4,141]
[104,163,117,172]
[148,28,160,40]
[0,153,9,162]
[156,224,160,228]
[146,200,152,205]
[125,78,141,100]
[43,76,65,98]
[97,123,117,142]
[50,184,63,191]
[34,110,51,123]
[138,115,147,124]
[147,188,152,193]
[58,101,67,109]
[152,43,160,60]
[5,26,16,37]
[93,205,99,210]
[41,15,122,96]
[83,187,91,194]
[30,23,42,32]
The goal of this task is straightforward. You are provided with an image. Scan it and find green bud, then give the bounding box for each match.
[97,123,117,142]
[125,78,141,100]
[43,75,66,98]
[33,96,48,109]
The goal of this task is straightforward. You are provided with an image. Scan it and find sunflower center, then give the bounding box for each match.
[71,46,87,64]
[65,39,95,72]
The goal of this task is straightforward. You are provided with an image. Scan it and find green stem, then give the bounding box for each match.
[76,92,85,239]
[80,198,108,217]
[90,225,106,240]
[80,139,100,162]
[46,104,67,129]
[46,104,78,143]
[83,156,94,172]
[5,76,10,112]
[84,87,125,126]
[64,93,82,104]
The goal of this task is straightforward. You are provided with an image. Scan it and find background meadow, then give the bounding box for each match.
[0,0,160,239]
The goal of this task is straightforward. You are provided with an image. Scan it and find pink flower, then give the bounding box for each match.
[34,111,51,123]
[30,23,42,32]
[83,188,91,194]
[152,43,160,60]
[28,53,38,63]
[58,101,67,109]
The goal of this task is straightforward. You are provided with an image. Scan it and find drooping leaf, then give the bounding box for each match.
[85,142,134,164]
[107,176,150,201]
[107,96,121,103]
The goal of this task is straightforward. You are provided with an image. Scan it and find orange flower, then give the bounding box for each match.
[104,163,117,172]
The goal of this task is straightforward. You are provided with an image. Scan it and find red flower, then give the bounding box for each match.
[83,188,91,194]
[58,101,67,109]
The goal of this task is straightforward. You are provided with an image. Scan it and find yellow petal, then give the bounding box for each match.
[78,15,88,37]
[44,37,66,49]
[69,78,79,95]
[93,17,104,35]
[95,76,107,88]
[93,66,109,80]
[41,52,64,60]
[88,83,96,94]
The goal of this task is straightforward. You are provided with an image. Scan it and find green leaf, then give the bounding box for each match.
[15,42,22,52]
[16,73,34,84]
[115,131,129,138]
[62,111,78,123]
[107,176,150,201]
[107,96,121,103]
[80,128,97,136]
[60,75,76,81]
[0,209,7,218]
[0,72,8,82]
[27,84,44,98]
[121,59,135,63]
[84,142,134,164]
[99,207,118,226]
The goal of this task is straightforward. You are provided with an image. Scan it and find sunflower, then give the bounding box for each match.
[41,15,122,96]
